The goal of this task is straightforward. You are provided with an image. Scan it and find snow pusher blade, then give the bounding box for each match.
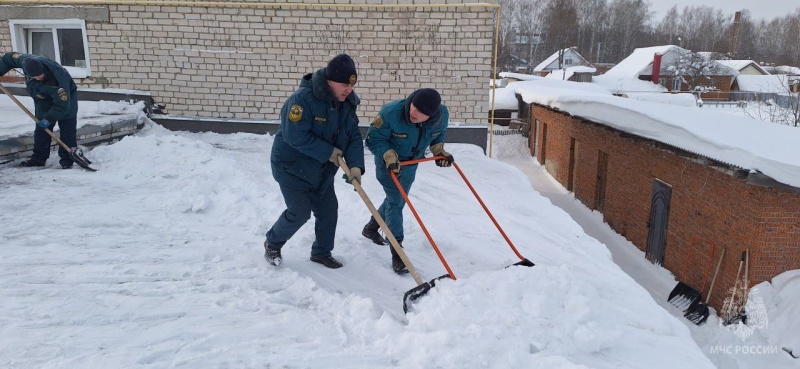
[338,157,437,313]
[667,236,715,324]
[683,299,710,325]
[403,274,451,313]
[392,157,535,274]
[0,84,96,171]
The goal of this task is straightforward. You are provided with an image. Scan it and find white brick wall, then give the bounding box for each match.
[4,2,495,123]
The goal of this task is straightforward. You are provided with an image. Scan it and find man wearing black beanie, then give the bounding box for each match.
[264,53,365,269]
[362,88,453,274]
[0,52,79,169]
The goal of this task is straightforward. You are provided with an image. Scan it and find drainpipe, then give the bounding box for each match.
[651,53,662,84]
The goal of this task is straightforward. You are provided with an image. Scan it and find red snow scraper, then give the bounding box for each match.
[388,156,534,280]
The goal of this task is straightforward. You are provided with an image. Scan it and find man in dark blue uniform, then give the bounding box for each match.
[265,54,365,269]
[362,88,453,274]
[0,52,79,169]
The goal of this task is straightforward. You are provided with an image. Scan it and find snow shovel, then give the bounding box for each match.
[667,236,715,316]
[0,84,96,171]
[684,247,725,325]
[338,156,445,313]
[391,156,535,271]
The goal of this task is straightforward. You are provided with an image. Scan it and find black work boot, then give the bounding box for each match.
[264,240,282,266]
[390,243,409,275]
[310,255,343,269]
[18,158,46,167]
[362,218,385,245]
[59,158,74,169]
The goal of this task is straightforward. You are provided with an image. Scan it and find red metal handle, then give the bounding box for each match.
[396,156,530,264]
[389,168,457,280]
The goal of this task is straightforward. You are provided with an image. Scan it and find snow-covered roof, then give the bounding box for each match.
[533,47,591,72]
[510,78,800,188]
[716,60,768,74]
[736,75,790,93]
[546,66,596,80]
[764,65,800,75]
[603,45,678,78]
[488,86,519,110]
[498,72,538,81]
[592,74,668,94]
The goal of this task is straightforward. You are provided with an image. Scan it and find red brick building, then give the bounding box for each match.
[525,103,800,311]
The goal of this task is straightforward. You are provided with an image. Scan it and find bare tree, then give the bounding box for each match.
[575,0,607,62]
[607,0,651,62]
[543,0,579,68]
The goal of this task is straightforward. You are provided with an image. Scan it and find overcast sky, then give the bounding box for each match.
[650,0,795,22]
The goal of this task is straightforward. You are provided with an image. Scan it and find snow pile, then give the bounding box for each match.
[622,92,698,107]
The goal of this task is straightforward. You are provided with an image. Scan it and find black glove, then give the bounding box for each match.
[430,143,454,167]
[435,154,454,167]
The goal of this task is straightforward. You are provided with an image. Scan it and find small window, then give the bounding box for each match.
[9,19,91,78]
[672,77,681,91]
[564,58,574,65]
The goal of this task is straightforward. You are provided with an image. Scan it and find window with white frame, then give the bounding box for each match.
[9,19,91,78]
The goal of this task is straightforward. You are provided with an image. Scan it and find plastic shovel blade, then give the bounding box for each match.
[69,147,96,172]
[402,274,451,314]
[667,282,701,311]
[683,300,710,325]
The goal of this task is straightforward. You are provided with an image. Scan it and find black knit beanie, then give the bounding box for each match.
[411,88,441,117]
[325,54,357,85]
[22,57,45,77]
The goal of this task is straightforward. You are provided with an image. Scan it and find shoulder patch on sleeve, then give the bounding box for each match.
[11,53,20,59]
[288,105,303,122]
[58,88,68,102]
[371,115,382,128]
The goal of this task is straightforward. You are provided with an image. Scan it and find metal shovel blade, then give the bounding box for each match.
[511,258,535,267]
[667,282,701,311]
[683,300,710,325]
[402,274,451,314]
[69,147,96,172]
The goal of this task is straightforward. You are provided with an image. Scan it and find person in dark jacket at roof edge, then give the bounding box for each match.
[264,53,365,269]
[0,52,79,169]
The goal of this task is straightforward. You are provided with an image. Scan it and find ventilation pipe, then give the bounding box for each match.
[651,53,662,84]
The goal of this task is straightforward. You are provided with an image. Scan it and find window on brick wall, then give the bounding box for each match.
[9,19,91,78]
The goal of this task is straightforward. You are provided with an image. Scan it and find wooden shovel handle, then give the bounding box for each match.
[338,156,425,286]
[705,248,725,303]
[0,83,72,152]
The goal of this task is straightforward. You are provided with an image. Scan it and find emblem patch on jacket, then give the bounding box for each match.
[12,53,20,59]
[288,105,303,122]
[392,132,407,138]
[57,88,68,102]
[314,116,327,123]
[371,115,382,128]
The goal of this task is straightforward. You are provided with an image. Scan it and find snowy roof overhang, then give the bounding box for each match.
[510,78,800,189]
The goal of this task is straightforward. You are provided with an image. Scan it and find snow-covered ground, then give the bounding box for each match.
[1,95,797,368]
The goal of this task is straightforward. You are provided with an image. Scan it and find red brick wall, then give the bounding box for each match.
[530,104,800,311]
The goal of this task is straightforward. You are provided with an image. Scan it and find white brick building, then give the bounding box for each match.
[0,1,496,123]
